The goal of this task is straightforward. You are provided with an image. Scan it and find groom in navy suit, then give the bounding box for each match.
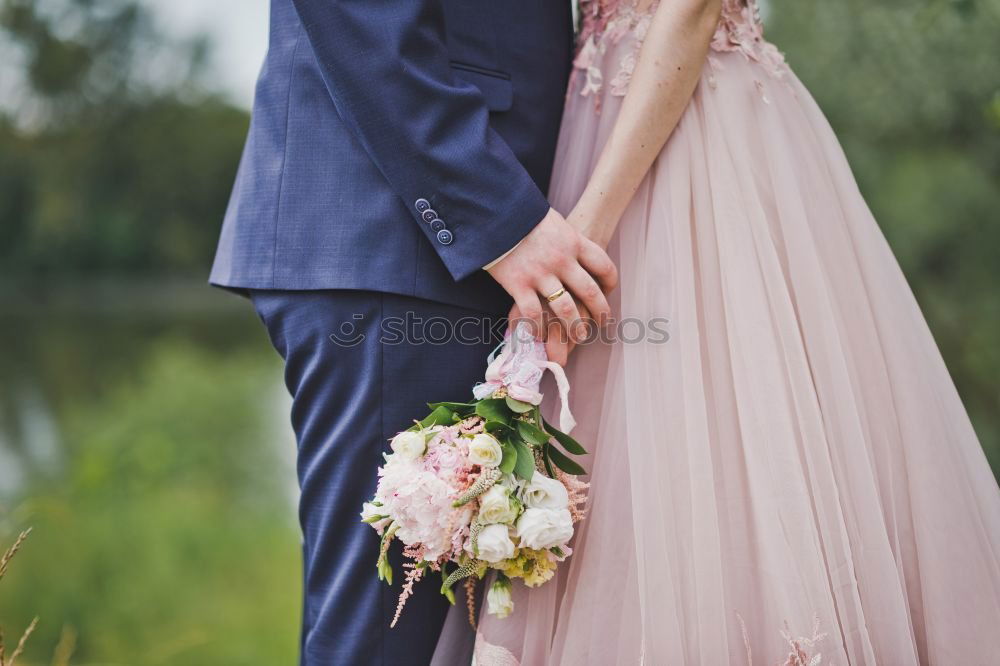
[211,1,616,663]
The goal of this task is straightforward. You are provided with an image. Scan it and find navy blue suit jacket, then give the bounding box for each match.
[210,0,574,311]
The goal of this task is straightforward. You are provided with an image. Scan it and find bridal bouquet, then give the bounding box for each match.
[361,322,588,625]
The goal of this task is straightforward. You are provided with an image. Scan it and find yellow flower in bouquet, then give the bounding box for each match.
[500,548,558,588]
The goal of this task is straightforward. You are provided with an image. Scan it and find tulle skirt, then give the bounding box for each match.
[435,39,1000,666]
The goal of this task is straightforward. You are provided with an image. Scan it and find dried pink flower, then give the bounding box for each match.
[390,563,425,628]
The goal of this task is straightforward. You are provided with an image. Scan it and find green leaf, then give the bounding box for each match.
[546,443,587,476]
[505,396,534,413]
[419,405,459,428]
[516,419,550,446]
[475,398,511,425]
[542,444,556,478]
[499,439,517,475]
[512,438,535,481]
[543,418,587,455]
[427,401,476,416]
[484,420,512,433]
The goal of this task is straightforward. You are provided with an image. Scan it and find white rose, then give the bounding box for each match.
[390,430,426,460]
[478,485,519,525]
[516,508,574,550]
[486,576,514,619]
[468,433,503,468]
[474,523,516,563]
[520,473,569,510]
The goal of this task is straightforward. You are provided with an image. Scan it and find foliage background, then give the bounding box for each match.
[0,0,997,663]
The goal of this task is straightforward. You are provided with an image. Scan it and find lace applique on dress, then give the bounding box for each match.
[573,0,788,110]
[710,0,787,78]
[572,0,657,109]
[473,634,520,666]
[736,613,831,666]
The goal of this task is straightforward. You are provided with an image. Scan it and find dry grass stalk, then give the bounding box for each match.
[4,617,38,666]
[1,529,40,666]
[51,625,78,666]
[0,530,31,583]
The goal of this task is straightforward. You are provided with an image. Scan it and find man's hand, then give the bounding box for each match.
[487,208,617,342]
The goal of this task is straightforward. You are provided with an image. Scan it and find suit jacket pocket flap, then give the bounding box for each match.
[450,62,513,112]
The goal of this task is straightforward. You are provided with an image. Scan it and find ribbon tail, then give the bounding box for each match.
[542,361,576,434]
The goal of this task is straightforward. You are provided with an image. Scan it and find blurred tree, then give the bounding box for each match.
[2,0,153,113]
[0,0,247,279]
[767,0,1000,471]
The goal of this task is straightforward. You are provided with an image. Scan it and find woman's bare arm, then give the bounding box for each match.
[568,0,722,248]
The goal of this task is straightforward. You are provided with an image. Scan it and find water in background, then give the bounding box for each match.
[0,284,301,664]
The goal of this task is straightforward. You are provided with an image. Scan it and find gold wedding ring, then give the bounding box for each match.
[545,287,567,302]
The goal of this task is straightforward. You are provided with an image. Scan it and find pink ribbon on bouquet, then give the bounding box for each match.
[472,321,577,434]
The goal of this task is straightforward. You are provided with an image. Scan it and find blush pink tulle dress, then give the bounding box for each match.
[433,0,1000,663]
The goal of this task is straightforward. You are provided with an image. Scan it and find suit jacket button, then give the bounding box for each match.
[436,229,454,245]
[415,198,430,212]
[421,209,438,223]
[430,218,446,232]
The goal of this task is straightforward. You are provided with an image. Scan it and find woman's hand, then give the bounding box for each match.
[566,205,616,251]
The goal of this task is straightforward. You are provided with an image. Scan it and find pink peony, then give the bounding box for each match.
[375,443,473,561]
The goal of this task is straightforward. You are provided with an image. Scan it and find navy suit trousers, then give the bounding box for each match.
[250,289,503,665]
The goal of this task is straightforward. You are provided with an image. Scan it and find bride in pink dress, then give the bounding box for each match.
[439,0,1000,663]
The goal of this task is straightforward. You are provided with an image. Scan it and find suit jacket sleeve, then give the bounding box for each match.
[289,0,552,281]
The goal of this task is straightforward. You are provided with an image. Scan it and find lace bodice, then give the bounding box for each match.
[573,0,787,105]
